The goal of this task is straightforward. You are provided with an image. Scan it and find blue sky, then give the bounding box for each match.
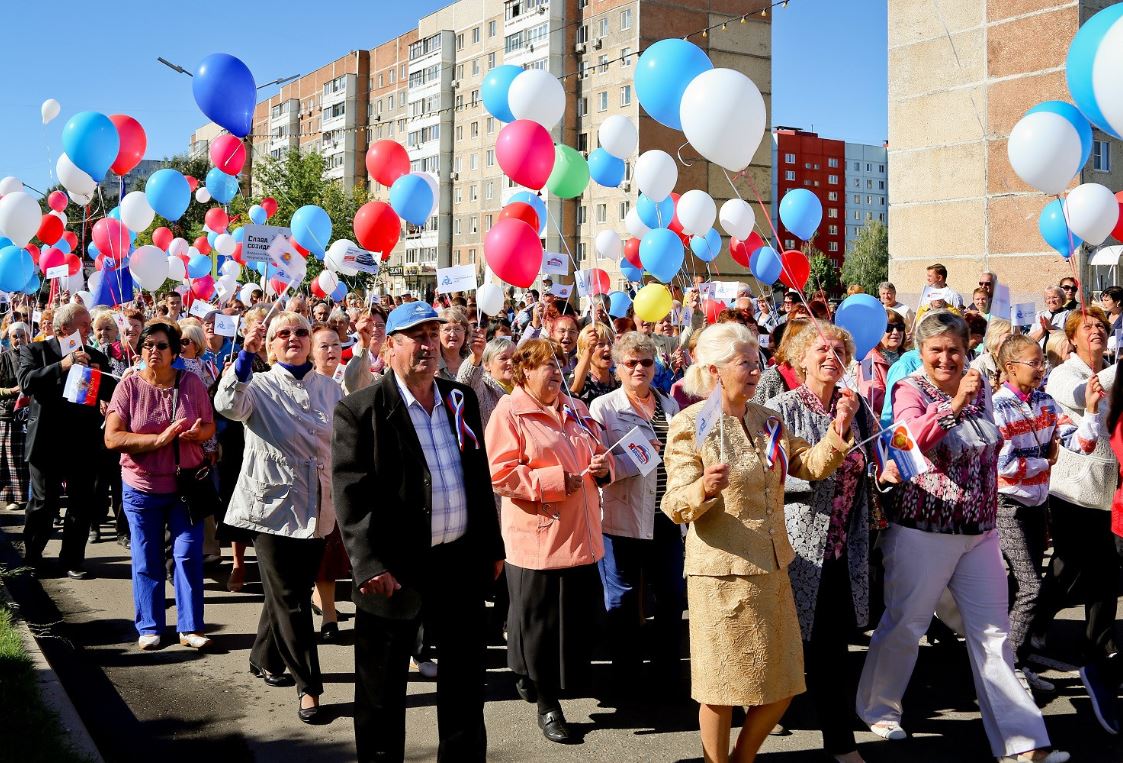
[0,0,886,192]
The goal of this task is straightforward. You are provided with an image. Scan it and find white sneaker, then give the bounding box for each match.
[138,634,161,650]
[869,721,907,741]
[411,658,438,679]
[178,632,213,649]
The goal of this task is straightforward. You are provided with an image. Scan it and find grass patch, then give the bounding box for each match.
[0,603,93,762]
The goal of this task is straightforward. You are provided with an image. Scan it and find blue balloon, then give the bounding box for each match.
[192,53,257,138]
[108,206,121,220]
[1039,199,1082,258]
[187,253,212,279]
[691,228,722,263]
[232,226,245,243]
[248,204,267,225]
[205,167,239,205]
[1026,101,1094,167]
[637,193,674,229]
[778,189,823,241]
[252,261,267,276]
[508,191,547,236]
[0,238,11,249]
[750,246,782,284]
[635,40,713,130]
[290,205,332,257]
[620,258,644,283]
[389,174,435,226]
[0,246,35,292]
[145,169,191,221]
[331,282,348,302]
[61,111,119,182]
[639,228,684,284]
[588,148,625,188]
[1066,3,1123,139]
[22,269,41,296]
[481,64,523,123]
[55,237,72,255]
[835,294,888,359]
[87,242,100,260]
[607,290,633,319]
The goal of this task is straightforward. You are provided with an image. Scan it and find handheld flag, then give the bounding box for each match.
[59,331,82,355]
[62,365,102,406]
[610,425,661,477]
[875,421,929,481]
[695,384,723,452]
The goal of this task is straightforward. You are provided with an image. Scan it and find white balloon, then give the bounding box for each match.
[1007,111,1084,195]
[168,238,189,258]
[87,270,103,299]
[220,260,241,278]
[239,283,257,306]
[0,176,23,196]
[418,173,440,217]
[635,150,678,202]
[56,154,96,196]
[325,239,360,276]
[317,271,339,295]
[215,233,237,257]
[719,198,756,240]
[119,191,155,233]
[174,284,189,298]
[49,210,67,226]
[195,187,212,204]
[129,245,169,291]
[677,190,717,237]
[625,207,652,239]
[0,191,42,247]
[476,282,505,316]
[64,271,84,293]
[69,191,92,206]
[595,230,623,261]
[1064,183,1120,246]
[186,246,201,259]
[167,255,187,282]
[507,69,566,129]
[599,116,638,159]
[41,99,61,125]
[680,69,767,172]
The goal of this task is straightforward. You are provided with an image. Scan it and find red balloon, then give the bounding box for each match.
[779,250,811,290]
[668,193,684,235]
[310,280,327,299]
[63,253,81,276]
[498,202,540,232]
[730,232,765,268]
[209,134,246,175]
[485,218,542,288]
[587,268,611,296]
[152,227,173,251]
[495,120,555,191]
[47,191,68,212]
[703,299,724,324]
[92,218,130,260]
[231,243,244,263]
[260,197,278,218]
[109,114,147,176]
[205,208,229,233]
[194,236,212,255]
[37,214,63,246]
[623,237,643,269]
[185,176,199,192]
[1112,191,1123,243]
[39,246,65,275]
[354,201,401,253]
[191,275,216,301]
[25,243,40,265]
[62,231,78,251]
[365,140,411,187]
[268,277,289,297]
[94,254,106,271]
[291,239,309,257]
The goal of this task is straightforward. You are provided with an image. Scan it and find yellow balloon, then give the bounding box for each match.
[633,283,673,322]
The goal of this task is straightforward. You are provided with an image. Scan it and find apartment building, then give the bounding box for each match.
[844,142,888,251]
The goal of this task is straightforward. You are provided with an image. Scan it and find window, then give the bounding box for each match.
[599,55,609,73]
[472,26,480,44]
[470,153,479,170]
[577,97,588,117]
[878,212,885,222]
[598,91,608,111]
[325,102,346,120]
[485,181,494,200]
[619,201,630,218]
[866,195,873,205]
[578,206,587,224]
[409,34,442,60]
[866,211,873,221]
[578,242,587,261]
[879,164,885,173]
[455,125,463,141]
[324,75,347,95]
[784,170,796,181]
[592,204,606,224]
[878,180,885,190]
[866,179,873,189]
[389,68,395,84]
[456,33,464,51]
[455,94,463,109]
[866,163,872,172]
[471,89,480,105]
[472,59,480,76]
[456,64,464,80]
[1094,140,1111,172]
[785,239,796,250]
[828,225,838,235]
[828,207,838,218]
[470,121,479,138]
[599,18,609,37]
[827,157,839,168]
[487,117,495,134]
[852,194,860,204]
[784,153,795,164]
[454,218,462,235]
[853,161,860,170]
[804,162,811,169]
[577,132,588,152]
[470,216,479,234]
[484,215,492,229]
[621,47,632,66]
[576,25,588,43]
[827,191,838,201]
[455,187,463,204]
[852,177,860,187]
[852,210,860,220]
[828,241,839,252]
[827,174,838,184]
[377,73,384,88]
[488,20,497,37]
[505,31,523,53]
[619,85,632,106]
[487,52,496,70]
[469,185,479,201]
[620,7,633,29]
[486,149,495,167]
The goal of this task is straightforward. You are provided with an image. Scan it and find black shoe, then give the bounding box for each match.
[515,675,537,703]
[116,535,131,550]
[66,569,89,580]
[537,709,571,743]
[298,695,324,724]
[88,527,100,544]
[311,602,323,616]
[320,621,339,643]
[249,663,295,687]
[1080,661,1120,735]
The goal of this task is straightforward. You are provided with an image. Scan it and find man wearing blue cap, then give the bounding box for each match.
[333,301,504,762]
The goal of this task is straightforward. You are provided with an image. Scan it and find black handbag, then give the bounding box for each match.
[171,371,219,523]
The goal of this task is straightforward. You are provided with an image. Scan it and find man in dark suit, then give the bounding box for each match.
[333,302,504,763]
[18,303,117,578]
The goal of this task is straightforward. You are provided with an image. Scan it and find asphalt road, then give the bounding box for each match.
[3,508,1123,763]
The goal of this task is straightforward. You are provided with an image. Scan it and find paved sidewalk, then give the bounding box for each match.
[3,508,1123,762]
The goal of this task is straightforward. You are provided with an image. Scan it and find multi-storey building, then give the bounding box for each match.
[843,142,888,250]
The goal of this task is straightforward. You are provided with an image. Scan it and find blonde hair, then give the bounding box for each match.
[265,311,312,364]
[984,317,1012,357]
[1045,330,1073,369]
[177,320,206,353]
[683,323,757,397]
[577,322,613,355]
[774,317,814,366]
[787,323,855,382]
[995,333,1041,384]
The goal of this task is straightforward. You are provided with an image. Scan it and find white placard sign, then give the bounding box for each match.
[436,264,477,294]
[989,284,1011,320]
[32,310,42,327]
[713,281,739,300]
[213,314,240,338]
[1010,303,1036,326]
[189,300,217,319]
[342,245,379,274]
[573,269,592,297]
[541,252,569,275]
[550,284,573,299]
[697,282,716,300]
[46,264,69,280]
[242,224,292,265]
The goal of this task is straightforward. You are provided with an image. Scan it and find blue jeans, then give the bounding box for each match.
[122,483,204,635]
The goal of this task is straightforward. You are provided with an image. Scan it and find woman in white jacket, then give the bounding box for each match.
[214,311,342,725]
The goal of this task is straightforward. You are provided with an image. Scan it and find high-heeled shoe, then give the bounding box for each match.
[249,663,295,687]
[298,693,323,724]
[320,621,339,643]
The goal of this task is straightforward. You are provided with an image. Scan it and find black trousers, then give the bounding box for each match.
[354,541,488,763]
[803,553,858,755]
[23,460,97,569]
[92,449,127,540]
[1032,498,1119,663]
[250,532,325,697]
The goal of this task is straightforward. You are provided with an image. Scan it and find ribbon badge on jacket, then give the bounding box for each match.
[445,388,480,452]
[763,416,788,483]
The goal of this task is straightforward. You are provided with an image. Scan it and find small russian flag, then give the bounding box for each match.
[62,365,102,406]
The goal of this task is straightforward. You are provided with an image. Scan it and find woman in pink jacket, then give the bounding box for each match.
[485,338,614,744]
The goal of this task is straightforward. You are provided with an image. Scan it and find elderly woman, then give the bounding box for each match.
[569,322,618,403]
[857,311,1068,763]
[91,310,119,352]
[752,317,813,404]
[0,322,30,511]
[662,322,857,763]
[104,322,215,651]
[765,324,888,762]
[215,311,342,723]
[858,310,903,414]
[437,307,470,380]
[341,306,388,394]
[1029,286,1070,346]
[458,332,515,429]
[486,338,613,743]
[522,308,581,373]
[178,320,218,389]
[201,311,233,369]
[107,308,143,377]
[588,332,682,685]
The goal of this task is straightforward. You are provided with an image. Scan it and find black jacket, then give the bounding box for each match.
[332,372,504,619]
[18,338,116,466]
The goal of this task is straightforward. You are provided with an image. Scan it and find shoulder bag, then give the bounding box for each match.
[171,371,220,523]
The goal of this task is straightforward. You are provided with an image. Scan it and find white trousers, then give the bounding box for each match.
[856,525,1050,757]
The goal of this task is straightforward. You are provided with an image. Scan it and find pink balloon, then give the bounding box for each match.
[190,274,216,301]
[495,120,555,191]
[205,207,229,233]
[484,218,542,288]
[209,134,246,176]
[47,190,68,212]
[92,218,130,260]
[152,226,173,251]
[39,246,65,275]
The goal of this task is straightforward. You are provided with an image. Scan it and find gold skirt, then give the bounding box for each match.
[687,570,806,706]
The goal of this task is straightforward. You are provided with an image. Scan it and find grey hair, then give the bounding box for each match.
[53,303,88,332]
[7,321,29,338]
[611,331,657,366]
[683,323,757,397]
[878,281,895,292]
[1044,285,1065,300]
[914,309,969,351]
[481,336,515,367]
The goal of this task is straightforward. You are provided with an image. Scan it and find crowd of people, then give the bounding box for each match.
[2,261,1123,763]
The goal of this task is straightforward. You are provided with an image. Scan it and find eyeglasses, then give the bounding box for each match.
[1010,360,1046,369]
[622,358,655,369]
[274,328,310,340]
[886,324,905,333]
[142,341,170,352]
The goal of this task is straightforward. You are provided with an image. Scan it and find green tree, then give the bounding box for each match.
[841,220,889,296]
[803,239,840,296]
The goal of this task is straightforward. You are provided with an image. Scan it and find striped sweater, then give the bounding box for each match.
[991,382,1103,507]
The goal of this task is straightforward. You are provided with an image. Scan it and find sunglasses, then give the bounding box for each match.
[978,281,993,287]
[886,324,905,332]
[142,341,170,352]
[274,328,310,340]
[622,358,655,369]
[1061,285,1077,291]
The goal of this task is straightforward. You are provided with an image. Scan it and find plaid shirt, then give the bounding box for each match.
[394,373,468,546]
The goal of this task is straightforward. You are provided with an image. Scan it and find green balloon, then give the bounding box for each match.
[546,145,590,199]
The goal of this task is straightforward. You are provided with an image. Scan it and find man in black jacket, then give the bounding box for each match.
[332,302,504,763]
[18,303,117,578]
